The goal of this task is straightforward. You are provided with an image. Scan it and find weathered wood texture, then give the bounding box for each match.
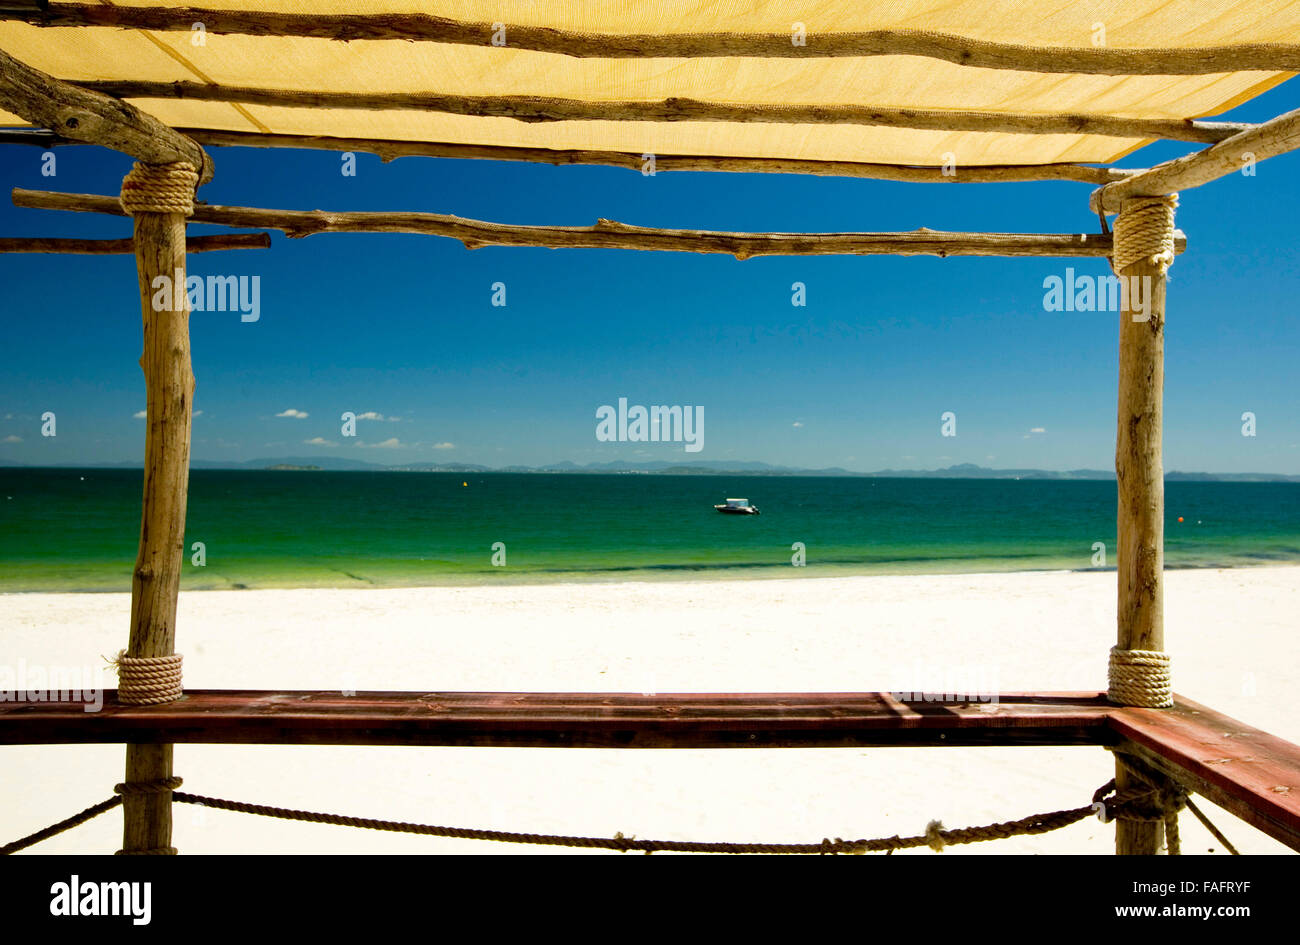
[10,189,1189,259]
[1114,754,1167,854]
[181,130,1134,184]
[1,690,1295,849]
[0,691,1115,748]
[1112,206,1170,855]
[0,127,1137,184]
[75,80,1247,145]
[0,48,211,181]
[121,204,194,854]
[1115,246,1166,660]
[11,5,1300,74]
[1093,106,1300,212]
[0,233,270,253]
[1110,695,1300,853]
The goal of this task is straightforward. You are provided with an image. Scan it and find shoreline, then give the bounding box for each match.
[4,554,1300,594]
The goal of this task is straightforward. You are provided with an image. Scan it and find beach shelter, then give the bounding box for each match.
[1,1,1299,855]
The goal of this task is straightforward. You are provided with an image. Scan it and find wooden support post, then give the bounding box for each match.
[120,166,198,855]
[1112,195,1176,855]
[1114,757,1166,855]
[1113,752,1186,855]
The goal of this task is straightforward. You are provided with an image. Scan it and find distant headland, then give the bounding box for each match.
[5,458,1298,482]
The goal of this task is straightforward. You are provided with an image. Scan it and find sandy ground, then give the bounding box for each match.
[2,566,1297,855]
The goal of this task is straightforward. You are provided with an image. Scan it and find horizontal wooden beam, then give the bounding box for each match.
[0,47,212,182]
[1108,695,1300,852]
[11,187,1188,258]
[1092,105,1300,212]
[181,129,1135,185]
[0,232,271,253]
[0,690,1116,749]
[10,4,1300,75]
[2,690,1294,848]
[0,127,1133,185]
[77,79,1248,145]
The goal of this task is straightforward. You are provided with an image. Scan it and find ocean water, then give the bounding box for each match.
[2,469,1300,592]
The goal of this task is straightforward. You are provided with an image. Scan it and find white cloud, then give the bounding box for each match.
[1028,427,1046,434]
[133,410,147,419]
[2,434,21,443]
[304,437,338,447]
[276,408,309,419]
[792,421,803,428]
[360,437,404,449]
[356,411,399,422]
[432,442,455,450]
[193,410,203,417]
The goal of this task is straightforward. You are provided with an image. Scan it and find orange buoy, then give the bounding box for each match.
[1177,516,1184,522]
[462,481,468,487]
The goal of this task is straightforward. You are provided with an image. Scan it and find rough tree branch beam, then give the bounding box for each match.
[0,128,1135,185]
[9,4,1300,74]
[11,188,1187,259]
[1093,106,1300,213]
[0,47,212,182]
[74,80,1248,145]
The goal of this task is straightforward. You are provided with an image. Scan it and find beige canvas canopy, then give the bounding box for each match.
[1,0,1297,169]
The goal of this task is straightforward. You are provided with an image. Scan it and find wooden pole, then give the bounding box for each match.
[1112,197,1173,855]
[120,173,196,855]
[11,4,1300,75]
[178,130,1132,185]
[1092,106,1300,213]
[10,188,1188,260]
[0,47,212,181]
[76,79,1246,145]
[0,128,1137,185]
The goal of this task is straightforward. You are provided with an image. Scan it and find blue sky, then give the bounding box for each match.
[1,81,1298,473]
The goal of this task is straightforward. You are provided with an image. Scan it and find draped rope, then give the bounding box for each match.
[1111,193,1178,275]
[1108,646,1173,708]
[5,778,1132,856]
[0,798,122,855]
[119,161,199,216]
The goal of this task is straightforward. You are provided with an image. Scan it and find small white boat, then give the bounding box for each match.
[714,497,760,515]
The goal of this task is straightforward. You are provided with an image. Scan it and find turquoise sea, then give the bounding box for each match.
[2,469,1300,591]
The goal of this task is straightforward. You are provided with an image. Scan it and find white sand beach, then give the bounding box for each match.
[3,566,1297,855]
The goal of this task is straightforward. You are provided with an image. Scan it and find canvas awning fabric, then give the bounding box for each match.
[0,0,1295,168]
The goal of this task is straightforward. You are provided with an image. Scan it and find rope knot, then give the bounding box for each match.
[1108,646,1172,707]
[1111,194,1177,275]
[924,819,947,853]
[120,161,199,216]
[114,777,182,796]
[113,650,183,705]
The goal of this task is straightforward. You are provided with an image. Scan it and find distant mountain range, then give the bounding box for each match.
[4,457,1299,482]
